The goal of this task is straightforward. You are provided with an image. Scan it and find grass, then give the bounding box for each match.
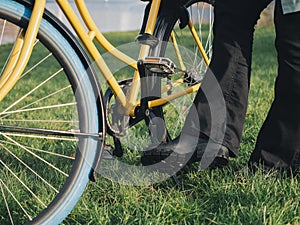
[1,24,299,224]
[61,26,300,225]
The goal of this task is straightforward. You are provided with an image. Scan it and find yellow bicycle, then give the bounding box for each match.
[0,0,213,224]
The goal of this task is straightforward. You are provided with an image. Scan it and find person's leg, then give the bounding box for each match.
[183,0,272,156]
[249,0,300,169]
[141,0,272,169]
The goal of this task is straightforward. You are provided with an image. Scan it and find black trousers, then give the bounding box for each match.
[184,0,300,167]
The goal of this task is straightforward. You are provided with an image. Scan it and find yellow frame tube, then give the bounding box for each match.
[0,30,24,89]
[144,0,161,34]
[149,83,200,108]
[57,0,127,107]
[75,0,137,70]
[0,0,46,101]
[129,81,200,115]
[126,0,161,115]
[170,31,186,71]
[188,20,210,66]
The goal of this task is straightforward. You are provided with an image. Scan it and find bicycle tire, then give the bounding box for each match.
[150,0,214,141]
[0,0,103,224]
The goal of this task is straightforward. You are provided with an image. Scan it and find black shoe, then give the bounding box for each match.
[141,134,229,170]
[141,135,195,170]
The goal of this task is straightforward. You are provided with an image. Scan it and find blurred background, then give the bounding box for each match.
[46,0,275,33]
[46,0,145,32]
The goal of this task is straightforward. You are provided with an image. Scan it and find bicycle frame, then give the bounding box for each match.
[0,0,209,117]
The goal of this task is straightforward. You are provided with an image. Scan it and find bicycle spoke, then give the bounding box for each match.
[20,50,51,79]
[0,179,33,221]
[0,181,15,225]
[0,85,73,122]
[0,143,59,193]
[0,102,76,117]
[0,159,47,207]
[0,140,75,160]
[1,68,64,114]
[170,97,190,138]
[16,85,72,111]
[0,119,77,123]
[2,132,77,141]
[1,133,69,176]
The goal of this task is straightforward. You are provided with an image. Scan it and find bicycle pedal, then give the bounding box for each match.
[143,57,176,75]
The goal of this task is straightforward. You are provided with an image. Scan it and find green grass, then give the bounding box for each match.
[2,25,299,224]
[61,26,300,225]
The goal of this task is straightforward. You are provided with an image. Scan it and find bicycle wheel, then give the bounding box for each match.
[0,0,103,224]
[150,0,214,140]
